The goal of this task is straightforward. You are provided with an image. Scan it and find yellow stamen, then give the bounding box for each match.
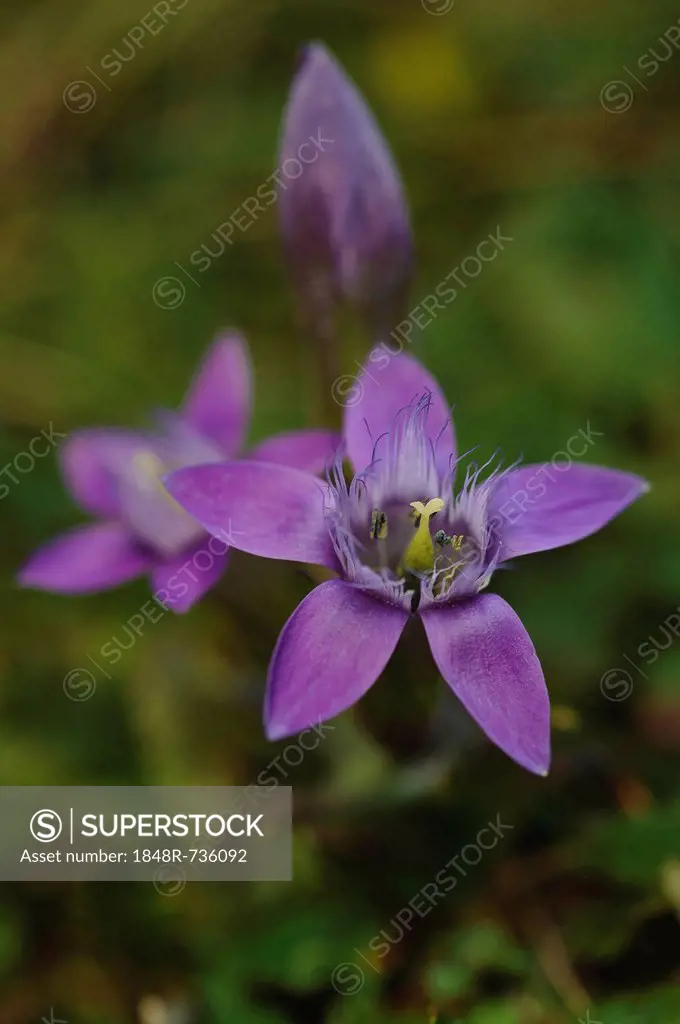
[401,498,444,574]
[440,563,462,592]
[132,451,164,483]
[370,509,389,540]
[131,451,185,513]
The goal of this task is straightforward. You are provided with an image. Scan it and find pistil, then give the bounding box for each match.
[401,498,444,575]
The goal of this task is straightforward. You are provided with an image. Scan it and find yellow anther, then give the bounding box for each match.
[370,509,389,540]
[401,497,445,574]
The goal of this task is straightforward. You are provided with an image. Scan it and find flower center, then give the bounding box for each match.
[364,495,477,600]
[131,451,185,512]
[120,449,205,557]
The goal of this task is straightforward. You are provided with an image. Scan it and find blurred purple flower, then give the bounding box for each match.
[279,42,412,341]
[164,353,648,773]
[18,333,340,613]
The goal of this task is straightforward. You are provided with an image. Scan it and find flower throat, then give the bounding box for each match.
[369,495,469,607]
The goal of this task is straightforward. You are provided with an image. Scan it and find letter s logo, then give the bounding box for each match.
[30,809,63,842]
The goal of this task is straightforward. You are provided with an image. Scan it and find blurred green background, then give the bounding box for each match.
[2,0,680,1021]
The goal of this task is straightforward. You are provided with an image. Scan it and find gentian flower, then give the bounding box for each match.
[279,42,412,341]
[18,333,340,613]
[164,354,648,773]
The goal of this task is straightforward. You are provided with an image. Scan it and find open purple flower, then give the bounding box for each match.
[164,354,648,773]
[279,42,412,341]
[18,333,340,612]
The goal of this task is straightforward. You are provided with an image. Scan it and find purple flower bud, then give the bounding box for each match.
[278,42,412,342]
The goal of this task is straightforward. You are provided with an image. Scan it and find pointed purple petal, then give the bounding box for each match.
[344,352,455,476]
[151,538,230,614]
[163,461,338,569]
[489,463,649,560]
[421,595,550,775]
[60,429,148,518]
[249,429,340,475]
[18,523,152,595]
[279,42,412,339]
[182,332,251,456]
[265,579,408,739]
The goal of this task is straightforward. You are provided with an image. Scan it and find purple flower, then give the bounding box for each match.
[164,354,648,773]
[279,42,412,341]
[18,333,340,613]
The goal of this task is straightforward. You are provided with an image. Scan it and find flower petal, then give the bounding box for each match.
[421,594,550,775]
[344,352,455,476]
[18,523,152,595]
[265,579,408,739]
[182,332,251,456]
[151,538,230,614]
[249,429,340,475]
[489,463,649,560]
[60,429,148,518]
[163,461,338,569]
[279,42,412,340]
